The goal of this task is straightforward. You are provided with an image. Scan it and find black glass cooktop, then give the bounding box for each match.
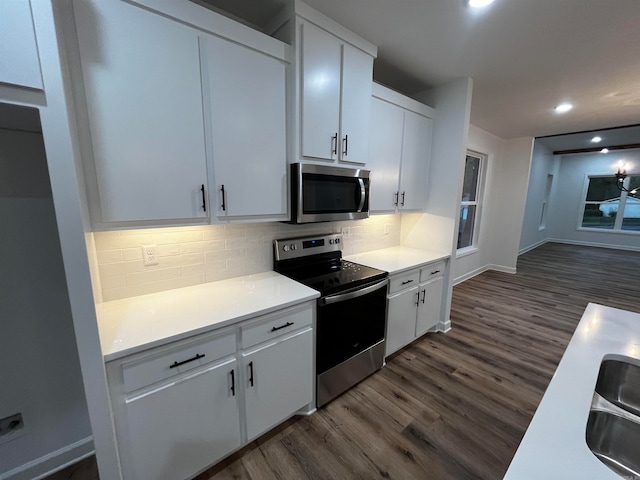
[275,252,387,297]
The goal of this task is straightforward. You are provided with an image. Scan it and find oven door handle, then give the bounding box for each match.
[357,178,366,212]
[320,279,388,306]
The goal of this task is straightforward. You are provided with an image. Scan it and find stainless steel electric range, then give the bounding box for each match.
[274,233,388,407]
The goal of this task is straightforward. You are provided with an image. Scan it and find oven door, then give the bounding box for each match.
[292,163,370,223]
[316,279,387,406]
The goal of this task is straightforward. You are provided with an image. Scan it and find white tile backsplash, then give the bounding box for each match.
[93,215,402,301]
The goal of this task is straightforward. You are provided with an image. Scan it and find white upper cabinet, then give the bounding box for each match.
[74,0,208,224]
[200,35,288,220]
[340,43,373,164]
[368,97,404,211]
[368,83,435,212]
[0,1,43,90]
[300,22,342,161]
[399,111,433,210]
[297,7,376,165]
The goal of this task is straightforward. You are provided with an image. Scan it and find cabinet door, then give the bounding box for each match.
[201,35,287,219]
[243,328,313,441]
[74,0,208,222]
[368,98,404,211]
[386,286,419,357]
[301,22,341,161]
[123,360,241,480]
[416,276,444,337]
[0,1,42,89]
[339,43,373,164]
[399,111,433,211]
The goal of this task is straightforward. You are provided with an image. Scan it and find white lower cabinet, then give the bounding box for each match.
[124,359,241,480]
[385,261,446,357]
[243,328,313,441]
[107,303,314,480]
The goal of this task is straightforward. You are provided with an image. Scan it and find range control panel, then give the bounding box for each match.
[274,233,342,261]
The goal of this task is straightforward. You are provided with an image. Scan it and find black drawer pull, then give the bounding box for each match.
[431,270,441,275]
[249,361,254,387]
[200,184,206,212]
[271,321,294,332]
[401,279,414,285]
[169,353,205,369]
[230,369,235,396]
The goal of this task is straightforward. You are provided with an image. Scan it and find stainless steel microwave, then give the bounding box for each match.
[290,163,370,223]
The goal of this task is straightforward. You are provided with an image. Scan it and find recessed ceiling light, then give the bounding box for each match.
[591,136,602,143]
[554,103,573,113]
[601,148,609,153]
[468,0,495,7]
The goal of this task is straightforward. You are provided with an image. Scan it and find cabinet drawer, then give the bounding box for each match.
[241,304,313,350]
[388,270,420,294]
[420,260,446,282]
[122,329,236,393]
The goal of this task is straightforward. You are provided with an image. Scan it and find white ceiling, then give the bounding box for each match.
[300,0,640,143]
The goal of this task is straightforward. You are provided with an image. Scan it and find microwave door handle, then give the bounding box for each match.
[320,279,387,306]
[357,178,366,212]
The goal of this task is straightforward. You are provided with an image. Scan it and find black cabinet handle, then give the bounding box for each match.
[249,361,254,387]
[401,279,414,285]
[431,270,441,275]
[421,289,426,304]
[401,191,406,206]
[415,292,420,306]
[342,134,348,156]
[394,191,399,206]
[271,321,294,332]
[230,369,235,396]
[331,133,338,155]
[220,184,226,211]
[169,353,205,369]
[200,184,206,212]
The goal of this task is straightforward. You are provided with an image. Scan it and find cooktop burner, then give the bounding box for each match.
[273,234,387,296]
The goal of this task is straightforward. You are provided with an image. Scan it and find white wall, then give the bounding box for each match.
[484,137,534,270]
[450,126,534,284]
[0,128,92,478]
[519,141,559,253]
[547,149,640,251]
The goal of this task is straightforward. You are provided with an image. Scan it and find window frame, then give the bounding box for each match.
[578,173,640,234]
[456,151,485,255]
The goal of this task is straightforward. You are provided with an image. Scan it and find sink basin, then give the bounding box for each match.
[596,358,640,417]
[586,410,640,478]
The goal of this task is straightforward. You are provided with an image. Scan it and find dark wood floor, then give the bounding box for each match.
[47,243,640,480]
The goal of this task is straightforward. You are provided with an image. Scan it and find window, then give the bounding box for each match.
[457,153,484,250]
[539,174,553,230]
[581,175,640,232]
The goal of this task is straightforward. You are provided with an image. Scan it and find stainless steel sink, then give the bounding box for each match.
[586,410,640,478]
[596,358,640,417]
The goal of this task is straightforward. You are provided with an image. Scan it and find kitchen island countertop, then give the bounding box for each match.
[345,245,449,274]
[96,271,319,362]
[504,303,640,480]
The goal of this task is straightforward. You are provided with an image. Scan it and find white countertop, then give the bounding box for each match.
[345,246,449,274]
[504,303,640,480]
[96,271,319,362]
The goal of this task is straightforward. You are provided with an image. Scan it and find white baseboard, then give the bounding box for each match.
[438,318,452,333]
[547,238,640,253]
[452,263,516,286]
[518,238,548,255]
[0,437,94,480]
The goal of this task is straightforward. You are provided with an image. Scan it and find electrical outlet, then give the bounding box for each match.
[341,227,350,238]
[384,224,390,235]
[0,413,24,440]
[142,244,158,266]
